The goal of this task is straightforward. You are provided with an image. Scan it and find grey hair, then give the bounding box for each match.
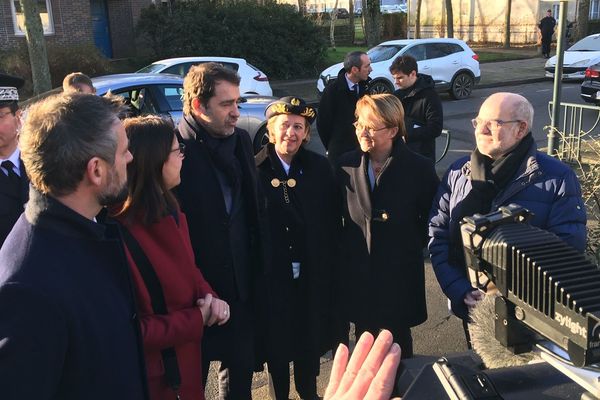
[20,93,126,197]
[344,51,367,72]
[512,94,534,130]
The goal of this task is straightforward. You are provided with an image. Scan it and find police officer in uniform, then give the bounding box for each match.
[0,73,28,247]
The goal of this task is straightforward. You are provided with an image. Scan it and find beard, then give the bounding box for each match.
[98,167,129,206]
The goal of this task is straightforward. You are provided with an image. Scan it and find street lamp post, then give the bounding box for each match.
[548,1,569,156]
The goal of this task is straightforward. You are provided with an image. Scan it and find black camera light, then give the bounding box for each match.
[460,204,600,368]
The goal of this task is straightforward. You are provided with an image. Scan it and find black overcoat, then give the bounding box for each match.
[317,68,370,161]
[176,115,268,363]
[0,158,28,247]
[255,145,341,365]
[336,141,439,328]
[0,189,148,400]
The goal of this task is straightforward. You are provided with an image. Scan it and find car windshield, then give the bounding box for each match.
[568,36,600,52]
[367,45,405,63]
[136,63,167,73]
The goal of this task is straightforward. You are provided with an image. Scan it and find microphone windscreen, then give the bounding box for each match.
[468,294,539,369]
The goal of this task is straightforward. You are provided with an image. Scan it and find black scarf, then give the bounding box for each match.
[449,133,534,266]
[188,116,243,194]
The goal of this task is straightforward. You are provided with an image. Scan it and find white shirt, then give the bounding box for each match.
[1,148,21,177]
[276,152,291,176]
[345,74,358,92]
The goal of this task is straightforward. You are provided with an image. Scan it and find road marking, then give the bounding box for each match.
[536,89,551,92]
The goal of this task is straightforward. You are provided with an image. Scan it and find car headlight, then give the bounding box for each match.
[545,60,553,68]
[568,59,591,67]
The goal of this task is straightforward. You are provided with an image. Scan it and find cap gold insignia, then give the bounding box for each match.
[291,98,300,106]
[381,212,389,221]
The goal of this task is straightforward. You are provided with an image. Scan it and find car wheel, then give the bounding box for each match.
[253,125,269,154]
[369,80,394,95]
[449,72,474,100]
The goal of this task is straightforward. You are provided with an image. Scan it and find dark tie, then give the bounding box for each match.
[1,160,20,187]
[353,84,359,97]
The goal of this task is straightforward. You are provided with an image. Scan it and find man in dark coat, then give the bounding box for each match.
[0,73,29,247]
[0,94,148,400]
[390,55,443,161]
[539,9,556,58]
[176,62,266,399]
[318,51,372,162]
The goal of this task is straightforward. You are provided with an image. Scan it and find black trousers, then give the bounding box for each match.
[202,299,254,400]
[267,279,320,400]
[354,322,414,359]
[268,358,319,400]
[541,32,553,56]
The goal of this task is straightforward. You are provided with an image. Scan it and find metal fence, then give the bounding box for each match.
[548,101,600,163]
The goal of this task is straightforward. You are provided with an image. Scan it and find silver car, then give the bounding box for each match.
[91,74,275,152]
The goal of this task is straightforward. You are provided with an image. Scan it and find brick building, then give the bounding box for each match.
[0,0,156,58]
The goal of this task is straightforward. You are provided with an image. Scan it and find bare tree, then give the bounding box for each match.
[19,0,51,94]
[364,0,381,46]
[349,0,355,44]
[415,0,422,38]
[576,0,590,42]
[503,0,512,48]
[445,0,454,38]
[297,0,306,15]
[330,0,340,49]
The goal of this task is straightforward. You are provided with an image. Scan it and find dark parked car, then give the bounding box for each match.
[581,63,600,104]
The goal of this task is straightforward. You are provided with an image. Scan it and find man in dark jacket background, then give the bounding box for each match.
[539,9,556,58]
[0,93,148,400]
[390,55,443,161]
[176,63,266,399]
[0,73,29,247]
[318,51,372,162]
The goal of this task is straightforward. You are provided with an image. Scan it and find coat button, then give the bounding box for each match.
[285,226,289,232]
[131,313,137,321]
[289,245,293,250]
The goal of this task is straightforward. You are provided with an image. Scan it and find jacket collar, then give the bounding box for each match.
[462,138,541,183]
[25,188,107,240]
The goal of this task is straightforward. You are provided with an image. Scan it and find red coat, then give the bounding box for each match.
[118,210,216,400]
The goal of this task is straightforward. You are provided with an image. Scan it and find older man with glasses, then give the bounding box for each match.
[428,92,587,346]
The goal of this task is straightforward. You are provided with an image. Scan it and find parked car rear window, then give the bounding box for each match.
[368,45,405,63]
[160,86,184,111]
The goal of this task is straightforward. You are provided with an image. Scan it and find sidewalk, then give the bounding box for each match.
[270,47,548,103]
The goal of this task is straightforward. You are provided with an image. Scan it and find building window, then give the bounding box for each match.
[11,0,54,36]
[592,0,600,20]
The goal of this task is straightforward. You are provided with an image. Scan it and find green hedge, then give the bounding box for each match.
[137,1,327,79]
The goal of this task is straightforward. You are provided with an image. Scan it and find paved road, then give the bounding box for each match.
[205,80,595,399]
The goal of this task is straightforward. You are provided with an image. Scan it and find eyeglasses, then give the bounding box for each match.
[353,121,389,135]
[171,142,186,157]
[471,118,523,130]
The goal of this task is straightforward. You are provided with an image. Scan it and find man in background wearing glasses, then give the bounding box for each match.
[428,92,586,345]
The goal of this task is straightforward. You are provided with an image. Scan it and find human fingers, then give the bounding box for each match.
[348,330,395,399]
[324,343,349,399]
[336,331,375,394]
[364,343,401,400]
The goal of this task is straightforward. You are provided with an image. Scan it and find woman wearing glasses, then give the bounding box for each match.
[112,116,230,400]
[255,97,341,400]
[336,94,439,358]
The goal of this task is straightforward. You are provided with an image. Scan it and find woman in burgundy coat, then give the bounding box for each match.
[112,115,230,400]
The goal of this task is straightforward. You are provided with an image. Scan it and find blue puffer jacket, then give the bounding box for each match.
[428,141,587,315]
